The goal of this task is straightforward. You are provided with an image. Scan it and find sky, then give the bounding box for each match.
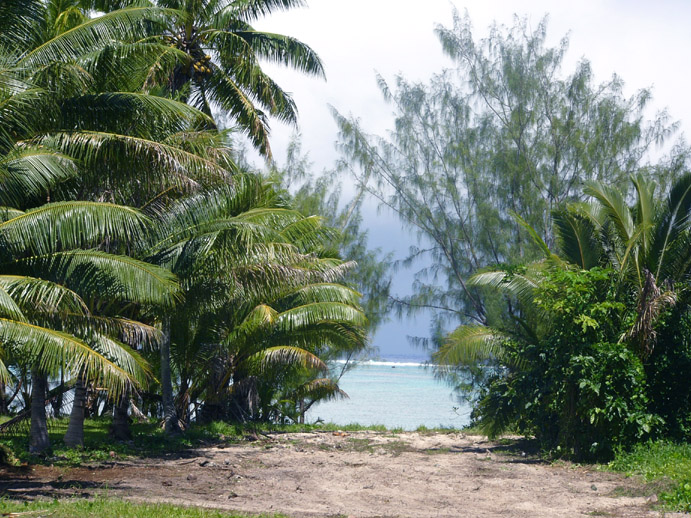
[250,0,691,360]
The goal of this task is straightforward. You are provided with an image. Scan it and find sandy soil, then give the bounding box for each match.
[0,431,686,518]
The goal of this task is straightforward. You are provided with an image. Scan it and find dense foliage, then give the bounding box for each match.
[472,268,658,459]
[0,0,368,452]
[437,174,691,459]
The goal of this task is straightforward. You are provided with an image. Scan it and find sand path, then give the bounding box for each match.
[1,431,686,517]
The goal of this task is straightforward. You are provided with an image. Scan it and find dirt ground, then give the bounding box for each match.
[0,431,687,518]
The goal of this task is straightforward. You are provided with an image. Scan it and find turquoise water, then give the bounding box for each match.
[306,361,471,430]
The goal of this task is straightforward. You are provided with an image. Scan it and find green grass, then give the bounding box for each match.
[0,417,247,466]
[414,424,459,434]
[0,498,286,518]
[608,441,691,512]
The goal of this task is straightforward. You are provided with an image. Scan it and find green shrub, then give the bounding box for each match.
[646,304,691,441]
[475,269,660,459]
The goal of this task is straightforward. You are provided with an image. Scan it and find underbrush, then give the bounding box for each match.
[608,441,691,512]
[0,498,286,518]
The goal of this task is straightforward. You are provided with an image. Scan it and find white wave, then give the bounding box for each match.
[332,359,435,367]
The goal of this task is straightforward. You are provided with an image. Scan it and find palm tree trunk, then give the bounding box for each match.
[64,376,86,448]
[50,370,64,418]
[111,390,131,440]
[160,317,180,434]
[29,369,50,454]
[0,380,7,415]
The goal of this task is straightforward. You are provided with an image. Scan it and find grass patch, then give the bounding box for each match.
[0,417,247,467]
[340,438,413,456]
[0,498,285,518]
[0,417,436,467]
[608,441,691,512]
[414,425,459,434]
[459,423,486,435]
[345,438,374,453]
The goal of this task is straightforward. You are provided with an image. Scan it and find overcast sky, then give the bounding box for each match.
[251,0,691,359]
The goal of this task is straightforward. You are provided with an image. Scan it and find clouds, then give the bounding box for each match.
[256,1,691,169]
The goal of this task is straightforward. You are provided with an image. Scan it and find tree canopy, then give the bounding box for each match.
[335,11,684,337]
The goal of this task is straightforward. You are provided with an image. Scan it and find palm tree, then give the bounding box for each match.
[218,281,367,423]
[550,175,691,356]
[1,0,233,209]
[0,17,203,449]
[85,0,324,157]
[0,200,180,452]
[142,176,366,426]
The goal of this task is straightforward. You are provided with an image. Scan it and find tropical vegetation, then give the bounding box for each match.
[0,0,367,454]
[0,4,689,515]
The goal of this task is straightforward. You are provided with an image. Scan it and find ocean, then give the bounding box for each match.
[305,357,471,430]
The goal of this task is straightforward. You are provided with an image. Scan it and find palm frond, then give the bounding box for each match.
[510,210,560,263]
[0,147,76,206]
[469,270,540,307]
[0,201,150,255]
[0,285,26,322]
[230,30,324,77]
[39,131,230,187]
[552,208,602,269]
[584,180,635,245]
[277,283,362,308]
[0,207,26,222]
[434,325,508,367]
[0,357,10,386]
[60,92,214,136]
[0,0,43,51]
[0,275,89,317]
[229,0,307,22]
[256,345,326,371]
[61,313,160,349]
[80,42,188,92]
[18,7,178,69]
[631,174,656,258]
[0,318,133,397]
[294,377,347,402]
[650,172,691,282]
[275,302,368,332]
[25,250,180,306]
[88,333,152,388]
[202,69,271,157]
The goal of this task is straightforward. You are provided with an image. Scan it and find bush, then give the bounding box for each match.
[646,304,691,441]
[475,268,660,459]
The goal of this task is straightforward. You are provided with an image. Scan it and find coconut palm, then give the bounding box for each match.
[217,281,367,423]
[0,23,203,449]
[0,200,180,452]
[84,0,324,157]
[141,175,366,427]
[0,0,234,211]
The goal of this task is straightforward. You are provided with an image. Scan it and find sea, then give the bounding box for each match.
[305,355,471,430]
